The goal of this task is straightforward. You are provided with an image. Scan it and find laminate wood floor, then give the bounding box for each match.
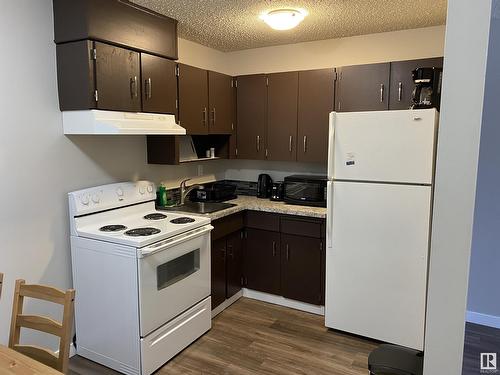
[69,297,377,375]
[462,322,500,375]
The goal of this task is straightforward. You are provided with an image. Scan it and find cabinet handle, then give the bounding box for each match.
[130,76,138,98]
[303,135,307,153]
[221,247,226,259]
[380,83,385,102]
[146,78,152,99]
[398,82,402,102]
[202,107,207,126]
[272,241,276,257]
[289,135,293,153]
[227,244,233,258]
[256,135,260,152]
[286,244,290,261]
[212,107,216,125]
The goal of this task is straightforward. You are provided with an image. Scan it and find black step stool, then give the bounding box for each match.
[368,344,424,375]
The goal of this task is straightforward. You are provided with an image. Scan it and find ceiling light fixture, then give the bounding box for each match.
[260,8,308,31]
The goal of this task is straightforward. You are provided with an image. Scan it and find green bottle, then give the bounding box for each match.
[156,184,168,207]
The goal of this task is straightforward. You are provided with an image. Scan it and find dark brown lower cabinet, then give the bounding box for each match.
[211,237,227,309]
[244,228,281,295]
[281,234,324,305]
[210,213,245,310]
[226,231,243,299]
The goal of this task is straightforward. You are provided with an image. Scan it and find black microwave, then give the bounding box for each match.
[283,175,327,207]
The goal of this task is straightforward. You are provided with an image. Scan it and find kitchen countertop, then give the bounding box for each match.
[183,195,327,221]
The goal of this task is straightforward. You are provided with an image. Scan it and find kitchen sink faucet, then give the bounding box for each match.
[179,178,204,205]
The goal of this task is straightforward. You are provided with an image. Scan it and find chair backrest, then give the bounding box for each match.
[9,279,75,374]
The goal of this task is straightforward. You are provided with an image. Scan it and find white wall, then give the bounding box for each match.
[467,0,500,329]
[225,25,445,75]
[423,2,492,374]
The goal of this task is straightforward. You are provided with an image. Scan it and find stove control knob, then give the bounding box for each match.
[92,193,100,204]
[116,187,124,197]
[147,184,154,193]
[139,186,146,195]
[80,194,90,206]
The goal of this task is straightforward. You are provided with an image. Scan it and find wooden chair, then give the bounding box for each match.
[8,279,75,374]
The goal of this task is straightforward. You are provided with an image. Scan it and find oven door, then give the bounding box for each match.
[137,225,212,337]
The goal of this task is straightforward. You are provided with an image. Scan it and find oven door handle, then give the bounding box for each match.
[138,224,213,258]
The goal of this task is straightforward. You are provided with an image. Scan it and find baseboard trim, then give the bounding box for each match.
[56,342,76,358]
[243,289,325,316]
[466,310,500,329]
[212,291,243,318]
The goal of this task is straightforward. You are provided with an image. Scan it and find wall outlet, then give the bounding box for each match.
[197,165,203,176]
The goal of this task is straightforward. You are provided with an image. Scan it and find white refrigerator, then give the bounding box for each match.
[325,109,438,351]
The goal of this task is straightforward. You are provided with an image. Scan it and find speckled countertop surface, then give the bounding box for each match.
[180,195,327,221]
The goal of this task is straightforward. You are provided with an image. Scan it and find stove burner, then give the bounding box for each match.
[143,213,167,220]
[125,227,161,237]
[99,225,127,232]
[170,217,196,224]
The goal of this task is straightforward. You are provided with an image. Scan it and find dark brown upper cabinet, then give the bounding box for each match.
[208,71,233,134]
[141,54,177,115]
[94,42,141,112]
[53,0,178,60]
[56,40,178,113]
[267,72,299,162]
[389,57,444,110]
[229,77,238,159]
[57,40,141,111]
[177,65,234,135]
[335,62,391,112]
[178,64,209,134]
[236,74,268,160]
[297,69,335,164]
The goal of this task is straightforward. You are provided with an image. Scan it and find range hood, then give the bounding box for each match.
[62,110,186,135]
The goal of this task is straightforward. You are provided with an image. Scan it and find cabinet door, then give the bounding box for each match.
[236,75,268,160]
[229,77,238,159]
[389,57,444,110]
[208,71,233,134]
[94,42,141,111]
[211,237,226,310]
[336,63,390,112]
[141,54,177,114]
[281,234,323,305]
[244,228,280,295]
[267,72,298,161]
[297,69,335,164]
[226,230,243,299]
[178,64,208,134]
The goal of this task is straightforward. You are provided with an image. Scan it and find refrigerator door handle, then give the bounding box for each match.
[327,112,336,180]
[326,180,334,249]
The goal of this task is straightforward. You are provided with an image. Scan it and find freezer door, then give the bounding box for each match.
[325,181,431,350]
[328,109,438,184]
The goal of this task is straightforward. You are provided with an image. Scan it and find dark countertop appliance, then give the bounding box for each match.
[411,67,443,111]
[189,182,237,203]
[270,182,284,201]
[284,175,327,207]
[257,174,272,198]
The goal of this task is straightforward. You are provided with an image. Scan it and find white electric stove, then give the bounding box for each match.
[69,181,213,375]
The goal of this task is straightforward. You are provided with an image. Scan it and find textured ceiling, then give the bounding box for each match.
[131,0,447,52]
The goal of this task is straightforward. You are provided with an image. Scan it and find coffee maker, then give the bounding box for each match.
[411,67,443,110]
